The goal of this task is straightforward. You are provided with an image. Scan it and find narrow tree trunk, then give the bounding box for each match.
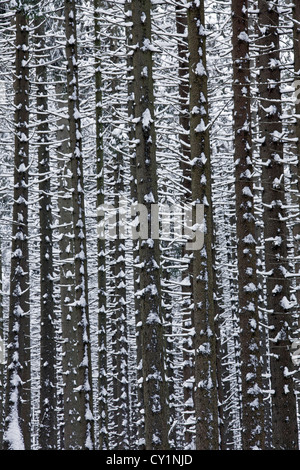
[35,14,57,450]
[4,6,31,450]
[109,45,130,448]
[257,0,298,450]
[132,0,169,450]
[293,0,300,314]
[64,0,94,449]
[231,0,265,450]
[94,0,108,450]
[187,0,219,450]
[125,0,145,448]
[0,242,3,450]
[55,78,77,449]
[175,3,195,449]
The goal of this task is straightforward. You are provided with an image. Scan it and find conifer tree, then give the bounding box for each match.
[231,0,265,449]
[64,0,94,449]
[34,11,57,449]
[257,0,298,450]
[187,0,219,450]
[132,0,169,450]
[4,2,31,450]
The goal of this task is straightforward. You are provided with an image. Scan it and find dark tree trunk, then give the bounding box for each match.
[257,0,298,450]
[5,7,31,450]
[187,0,219,450]
[132,0,169,450]
[64,0,94,449]
[35,14,57,450]
[232,0,265,450]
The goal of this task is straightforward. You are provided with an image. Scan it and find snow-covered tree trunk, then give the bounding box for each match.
[175,3,195,449]
[231,0,265,450]
[64,0,94,449]
[257,0,298,450]
[187,0,219,450]
[132,0,169,450]
[55,78,78,449]
[108,41,130,448]
[293,0,300,314]
[125,0,145,448]
[94,0,108,450]
[34,13,57,450]
[0,241,3,450]
[4,4,31,450]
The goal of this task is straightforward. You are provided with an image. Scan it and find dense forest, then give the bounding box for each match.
[0,0,299,451]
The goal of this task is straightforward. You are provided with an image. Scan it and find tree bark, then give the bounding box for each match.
[257,0,298,450]
[187,0,219,450]
[231,0,265,450]
[94,0,108,450]
[0,242,3,450]
[35,14,57,450]
[293,0,300,316]
[64,0,94,449]
[176,3,195,449]
[132,0,169,450]
[4,6,31,450]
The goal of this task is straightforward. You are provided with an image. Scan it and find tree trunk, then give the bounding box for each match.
[125,0,145,448]
[4,6,31,450]
[64,0,94,449]
[132,0,169,450]
[231,0,265,450]
[175,3,195,449]
[109,38,130,448]
[0,242,3,450]
[55,78,78,449]
[257,0,298,450]
[94,0,108,450]
[187,0,219,450]
[35,14,57,450]
[293,0,300,316]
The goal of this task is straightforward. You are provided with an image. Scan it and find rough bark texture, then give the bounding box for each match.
[293,0,300,313]
[35,15,57,450]
[176,3,195,448]
[187,0,219,450]
[257,0,298,450]
[232,0,265,450]
[4,7,31,450]
[132,0,169,450]
[108,38,130,449]
[0,243,3,450]
[94,0,108,450]
[125,0,145,448]
[64,0,94,449]
[55,79,77,449]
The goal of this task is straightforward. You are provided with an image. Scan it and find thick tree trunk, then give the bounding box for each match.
[293,0,300,315]
[4,7,31,450]
[257,0,298,450]
[132,0,169,450]
[35,15,57,450]
[176,3,195,449]
[187,0,219,450]
[108,40,130,448]
[55,78,78,449]
[0,242,3,450]
[231,0,265,450]
[94,0,108,450]
[125,0,145,448]
[64,0,94,449]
